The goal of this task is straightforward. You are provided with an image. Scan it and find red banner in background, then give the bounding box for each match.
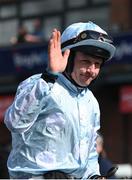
[0,96,14,123]
[119,86,132,113]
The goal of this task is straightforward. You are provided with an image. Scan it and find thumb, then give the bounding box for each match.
[63,49,70,61]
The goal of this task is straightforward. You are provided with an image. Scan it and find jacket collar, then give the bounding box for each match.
[57,74,88,96]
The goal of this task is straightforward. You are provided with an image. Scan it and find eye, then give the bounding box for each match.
[83,60,91,64]
[80,59,89,65]
[95,62,101,68]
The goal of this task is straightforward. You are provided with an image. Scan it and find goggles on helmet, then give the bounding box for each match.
[61,30,113,49]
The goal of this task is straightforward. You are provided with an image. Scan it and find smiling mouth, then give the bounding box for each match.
[81,73,92,79]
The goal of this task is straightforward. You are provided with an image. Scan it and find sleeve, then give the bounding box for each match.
[83,100,101,179]
[86,127,100,178]
[4,74,52,133]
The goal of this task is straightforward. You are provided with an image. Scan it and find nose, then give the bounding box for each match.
[87,63,96,72]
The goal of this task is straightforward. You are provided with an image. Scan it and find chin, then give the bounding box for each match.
[79,82,90,87]
[82,81,91,87]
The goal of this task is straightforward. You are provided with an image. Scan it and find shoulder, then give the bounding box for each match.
[16,73,50,94]
[20,73,42,84]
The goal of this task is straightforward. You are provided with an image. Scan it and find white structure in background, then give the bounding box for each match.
[115,164,132,178]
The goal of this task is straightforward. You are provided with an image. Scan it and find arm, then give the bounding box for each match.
[4,74,50,133]
[83,101,101,179]
[87,127,100,178]
[4,29,70,133]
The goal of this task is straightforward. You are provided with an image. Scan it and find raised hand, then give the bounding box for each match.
[48,29,70,73]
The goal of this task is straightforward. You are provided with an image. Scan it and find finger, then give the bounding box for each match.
[63,49,70,61]
[57,30,61,48]
[48,39,53,54]
[48,30,55,49]
[49,29,56,49]
[50,29,56,41]
[53,29,58,48]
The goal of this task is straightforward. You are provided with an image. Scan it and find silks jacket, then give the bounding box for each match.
[4,73,100,179]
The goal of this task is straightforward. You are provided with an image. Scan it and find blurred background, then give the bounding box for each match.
[0,0,132,178]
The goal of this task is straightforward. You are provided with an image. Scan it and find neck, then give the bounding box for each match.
[63,71,87,89]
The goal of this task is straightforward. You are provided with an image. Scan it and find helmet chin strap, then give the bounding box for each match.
[63,50,87,89]
[64,50,75,75]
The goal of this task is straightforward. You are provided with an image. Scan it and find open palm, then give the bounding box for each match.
[48,29,70,73]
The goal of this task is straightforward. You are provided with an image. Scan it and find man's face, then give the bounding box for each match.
[71,51,103,87]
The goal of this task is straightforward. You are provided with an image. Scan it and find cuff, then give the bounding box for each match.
[41,69,59,83]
